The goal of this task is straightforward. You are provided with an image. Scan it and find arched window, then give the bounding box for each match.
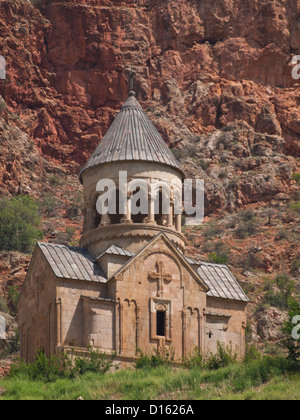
[108,189,124,225]
[128,179,149,224]
[153,185,171,226]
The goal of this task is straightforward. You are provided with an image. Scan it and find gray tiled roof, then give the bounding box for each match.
[182,253,249,302]
[38,241,248,302]
[79,95,183,182]
[96,245,134,261]
[197,263,249,302]
[38,242,107,283]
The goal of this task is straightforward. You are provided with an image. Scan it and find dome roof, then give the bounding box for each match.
[79,95,183,183]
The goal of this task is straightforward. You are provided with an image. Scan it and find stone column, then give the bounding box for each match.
[147,192,157,225]
[136,306,141,354]
[167,201,174,228]
[182,307,186,358]
[56,298,62,348]
[175,213,182,233]
[119,301,124,355]
[85,203,95,231]
[121,192,133,224]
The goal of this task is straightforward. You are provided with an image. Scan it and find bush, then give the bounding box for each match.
[203,221,223,238]
[244,344,262,364]
[135,348,175,369]
[208,252,229,264]
[290,201,300,214]
[41,194,62,217]
[265,273,295,310]
[7,286,19,316]
[0,297,8,313]
[205,342,237,370]
[234,210,258,239]
[73,348,114,375]
[0,195,43,253]
[183,347,203,369]
[231,357,300,393]
[292,173,300,185]
[9,348,115,383]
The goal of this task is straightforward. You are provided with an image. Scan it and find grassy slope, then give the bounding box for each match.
[1,359,300,400]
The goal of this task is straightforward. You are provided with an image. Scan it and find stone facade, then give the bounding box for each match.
[18,92,248,363]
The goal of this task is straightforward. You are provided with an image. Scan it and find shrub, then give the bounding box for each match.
[0,297,8,313]
[0,195,43,253]
[7,286,20,316]
[291,257,300,276]
[204,342,237,370]
[135,348,175,369]
[290,201,300,213]
[203,221,223,238]
[208,252,229,264]
[9,348,114,382]
[73,348,114,375]
[244,344,261,364]
[264,273,295,310]
[292,173,300,184]
[183,347,203,369]
[235,210,257,238]
[41,194,62,217]
[65,203,81,220]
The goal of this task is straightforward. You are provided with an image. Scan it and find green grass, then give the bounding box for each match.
[1,357,300,400]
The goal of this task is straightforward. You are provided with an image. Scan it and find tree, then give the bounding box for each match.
[0,195,43,253]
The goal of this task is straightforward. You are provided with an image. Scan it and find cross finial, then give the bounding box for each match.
[126,66,136,97]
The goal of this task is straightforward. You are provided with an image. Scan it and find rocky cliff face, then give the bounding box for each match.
[0,0,299,359]
[0,0,299,205]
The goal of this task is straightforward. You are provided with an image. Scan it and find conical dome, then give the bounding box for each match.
[79,95,183,183]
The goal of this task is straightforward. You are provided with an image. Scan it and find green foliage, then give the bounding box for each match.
[290,200,300,213]
[0,195,43,253]
[208,252,229,264]
[282,298,300,361]
[7,286,19,316]
[182,347,203,369]
[292,173,300,184]
[244,344,262,364]
[48,174,62,187]
[2,356,300,400]
[41,194,62,217]
[203,221,223,238]
[204,240,230,264]
[205,343,237,370]
[234,210,257,239]
[73,348,114,376]
[9,348,115,383]
[0,297,8,313]
[265,273,295,310]
[3,329,20,357]
[135,348,175,369]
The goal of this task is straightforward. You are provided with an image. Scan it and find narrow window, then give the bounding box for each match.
[156,311,166,337]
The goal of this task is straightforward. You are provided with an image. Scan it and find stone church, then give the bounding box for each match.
[18,85,249,363]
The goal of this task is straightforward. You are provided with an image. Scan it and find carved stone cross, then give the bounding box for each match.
[148,261,172,297]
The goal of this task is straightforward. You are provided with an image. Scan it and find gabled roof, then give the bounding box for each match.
[197,263,249,302]
[35,239,249,302]
[37,242,107,283]
[95,244,134,261]
[178,250,249,303]
[108,233,210,293]
[79,95,184,182]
